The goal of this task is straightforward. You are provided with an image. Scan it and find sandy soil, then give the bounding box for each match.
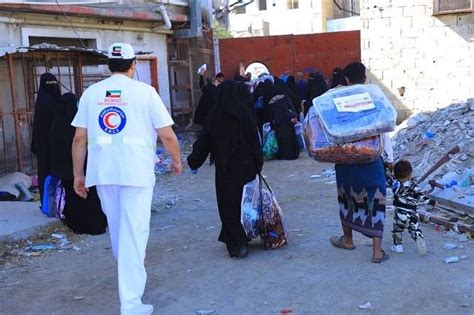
[1,155,473,314]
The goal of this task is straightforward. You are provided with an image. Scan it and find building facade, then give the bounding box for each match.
[0,0,212,172]
[220,0,360,36]
[360,0,473,118]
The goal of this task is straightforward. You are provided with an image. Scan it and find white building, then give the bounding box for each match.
[227,0,325,36]
[223,0,360,37]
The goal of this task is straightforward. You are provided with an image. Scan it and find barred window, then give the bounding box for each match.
[287,0,299,10]
[433,0,473,15]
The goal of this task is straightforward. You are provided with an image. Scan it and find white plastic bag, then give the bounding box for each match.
[241,176,261,239]
[262,122,272,146]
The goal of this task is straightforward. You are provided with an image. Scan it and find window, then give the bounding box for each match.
[287,0,298,10]
[433,0,473,15]
[234,5,246,14]
[258,0,267,11]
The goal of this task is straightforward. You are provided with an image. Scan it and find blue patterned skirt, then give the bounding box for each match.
[335,158,386,238]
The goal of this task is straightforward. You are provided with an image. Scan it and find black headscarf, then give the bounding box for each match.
[211,80,249,121]
[330,67,347,88]
[257,79,274,105]
[305,73,328,116]
[286,76,297,96]
[272,78,290,98]
[189,80,262,177]
[31,73,61,154]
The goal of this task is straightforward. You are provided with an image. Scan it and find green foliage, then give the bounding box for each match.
[213,22,233,39]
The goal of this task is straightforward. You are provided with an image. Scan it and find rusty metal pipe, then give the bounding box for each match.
[7,54,24,172]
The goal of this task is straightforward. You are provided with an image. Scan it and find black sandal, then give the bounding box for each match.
[372,250,389,263]
[329,236,356,250]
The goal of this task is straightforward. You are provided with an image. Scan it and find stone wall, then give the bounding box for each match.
[360,0,473,120]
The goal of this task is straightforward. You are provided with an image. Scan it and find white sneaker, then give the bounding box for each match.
[416,238,428,256]
[121,304,154,315]
[391,244,404,253]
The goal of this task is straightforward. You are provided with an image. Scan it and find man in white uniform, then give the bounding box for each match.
[71,43,182,315]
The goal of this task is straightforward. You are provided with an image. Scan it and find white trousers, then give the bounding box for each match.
[96,185,154,314]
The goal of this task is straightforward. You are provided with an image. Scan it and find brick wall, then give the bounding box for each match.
[219,31,360,80]
[361,0,473,120]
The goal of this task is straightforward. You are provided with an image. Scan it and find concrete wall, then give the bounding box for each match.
[228,0,324,36]
[360,0,474,119]
[219,31,360,79]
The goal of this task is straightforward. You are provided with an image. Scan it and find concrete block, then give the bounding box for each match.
[369,57,398,70]
[399,38,418,49]
[402,5,427,17]
[456,14,474,26]
[362,8,381,20]
[393,0,428,7]
[401,48,421,62]
[381,7,403,18]
[389,16,413,28]
[362,18,370,30]
[433,15,458,27]
[362,39,370,50]
[368,17,391,30]
[369,69,384,80]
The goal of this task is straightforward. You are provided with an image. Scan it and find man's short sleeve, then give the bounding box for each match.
[71,94,88,129]
[150,89,174,129]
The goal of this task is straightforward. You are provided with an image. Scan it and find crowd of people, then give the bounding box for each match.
[29,41,433,314]
[193,66,349,163]
[189,62,436,266]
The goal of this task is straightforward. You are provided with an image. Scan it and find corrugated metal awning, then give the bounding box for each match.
[0,43,108,59]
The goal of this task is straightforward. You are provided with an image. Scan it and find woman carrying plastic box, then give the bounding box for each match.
[328,62,393,263]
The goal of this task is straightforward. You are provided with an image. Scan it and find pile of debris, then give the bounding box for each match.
[392,101,474,233]
[392,101,474,180]
[0,222,82,266]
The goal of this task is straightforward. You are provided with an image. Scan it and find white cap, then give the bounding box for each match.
[107,43,136,60]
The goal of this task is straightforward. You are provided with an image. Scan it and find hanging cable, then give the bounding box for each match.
[333,0,360,16]
[54,0,88,48]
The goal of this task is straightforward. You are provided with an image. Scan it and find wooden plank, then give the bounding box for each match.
[429,194,474,214]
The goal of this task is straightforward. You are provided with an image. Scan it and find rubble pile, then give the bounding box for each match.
[392,102,474,180]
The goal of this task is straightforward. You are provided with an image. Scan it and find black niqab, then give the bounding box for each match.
[32,73,61,201]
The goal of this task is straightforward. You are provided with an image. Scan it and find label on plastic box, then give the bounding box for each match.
[333,92,375,112]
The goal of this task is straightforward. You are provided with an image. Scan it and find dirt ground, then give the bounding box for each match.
[1,155,473,314]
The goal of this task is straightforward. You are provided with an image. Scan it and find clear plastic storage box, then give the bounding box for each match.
[312,84,397,143]
[303,107,384,164]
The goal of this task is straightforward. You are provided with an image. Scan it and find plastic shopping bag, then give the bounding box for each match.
[262,129,278,160]
[54,180,66,220]
[262,122,272,145]
[294,122,305,151]
[241,176,261,239]
[259,175,288,249]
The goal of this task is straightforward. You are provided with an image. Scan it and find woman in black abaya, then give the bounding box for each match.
[49,93,107,235]
[32,73,61,202]
[187,80,263,258]
[304,72,328,116]
[268,79,300,160]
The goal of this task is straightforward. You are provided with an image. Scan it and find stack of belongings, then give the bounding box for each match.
[304,84,397,164]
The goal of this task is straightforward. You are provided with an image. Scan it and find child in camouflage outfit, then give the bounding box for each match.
[391,160,434,255]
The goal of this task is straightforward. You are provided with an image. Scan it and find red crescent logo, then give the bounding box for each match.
[104,112,119,129]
